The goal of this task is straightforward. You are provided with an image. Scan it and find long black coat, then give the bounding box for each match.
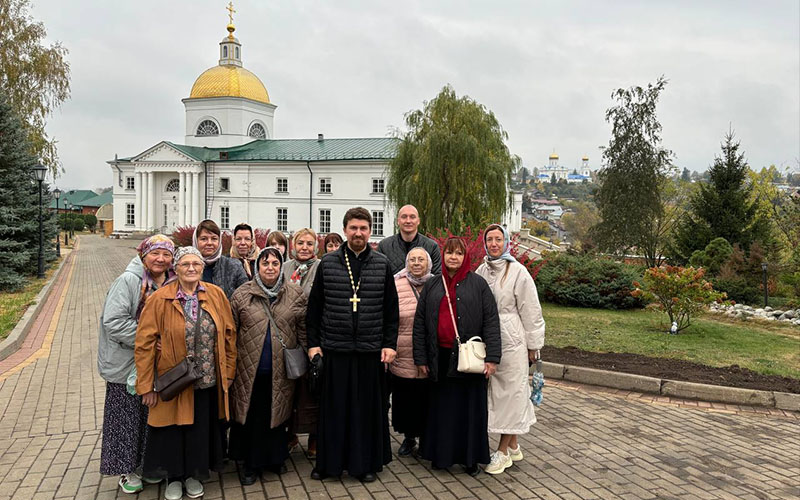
[412,272,501,382]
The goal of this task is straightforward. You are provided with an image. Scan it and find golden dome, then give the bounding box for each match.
[549,153,559,160]
[189,65,270,104]
[582,156,589,161]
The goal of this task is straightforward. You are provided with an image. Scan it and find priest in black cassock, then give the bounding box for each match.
[306,207,400,483]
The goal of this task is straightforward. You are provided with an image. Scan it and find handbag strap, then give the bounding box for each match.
[153,303,202,388]
[260,299,290,350]
[442,275,461,345]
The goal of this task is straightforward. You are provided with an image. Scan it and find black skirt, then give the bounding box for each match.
[229,373,289,469]
[100,382,148,475]
[389,373,429,438]
[419,347,490,469]
[316,351,392,477]
[142,387,224,481]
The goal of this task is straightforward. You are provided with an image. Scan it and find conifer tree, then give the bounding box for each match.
[0,92,57,290]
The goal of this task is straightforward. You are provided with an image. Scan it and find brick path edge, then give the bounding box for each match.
[537,361,799,411]
[0,241,75,362]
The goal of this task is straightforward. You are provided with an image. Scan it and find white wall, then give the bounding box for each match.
[183,97,276,147]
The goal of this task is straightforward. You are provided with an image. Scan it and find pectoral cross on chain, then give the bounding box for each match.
[350,293,361,312]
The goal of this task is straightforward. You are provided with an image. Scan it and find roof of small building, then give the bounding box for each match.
[48,189,98,209]
[77,191,113,207]
[165,137,399,162]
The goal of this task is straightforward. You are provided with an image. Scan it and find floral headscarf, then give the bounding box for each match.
[290,229,318,284]
[483,224,516,263]
[135,234,176,320]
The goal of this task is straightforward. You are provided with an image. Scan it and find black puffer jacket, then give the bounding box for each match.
[377,233,442,275]
[306,246,399,353]
[412,272,501,381]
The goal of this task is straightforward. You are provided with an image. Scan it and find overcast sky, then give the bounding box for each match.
[31,0,800,190]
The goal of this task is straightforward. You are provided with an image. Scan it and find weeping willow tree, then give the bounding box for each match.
[386,85,519,235]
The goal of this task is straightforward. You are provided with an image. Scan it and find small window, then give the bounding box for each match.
[277,208,288,232]
[372,178,385,194]
[277,178,288,193]
[248,123,266,139]
[165,178,179,192]
[235,46,240,59]
[196,120,220,136]
[319,209,331,234]
[223,46,228,58]
[126,203,135,226]
[319,178,331,194]
[372,210,384,236]
[219,178,230,192]
[220,206,230,230]
[126,176,135,190]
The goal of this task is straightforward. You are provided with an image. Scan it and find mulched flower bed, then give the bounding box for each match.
[542,345,800,394]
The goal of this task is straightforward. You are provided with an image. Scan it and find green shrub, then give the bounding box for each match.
[712,275,760,305]
[535,253,643,309]
[689,237,733,275]
[83,214,97,232]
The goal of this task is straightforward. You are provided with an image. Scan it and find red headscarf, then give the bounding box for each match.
[437,237,470,348]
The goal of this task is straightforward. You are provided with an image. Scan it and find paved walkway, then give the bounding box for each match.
[0,235,797,500]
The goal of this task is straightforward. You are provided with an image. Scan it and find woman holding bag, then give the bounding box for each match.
[412,237,501,476]
[228,247,308,485]
[135,246,237,500]
[476,224,545,475]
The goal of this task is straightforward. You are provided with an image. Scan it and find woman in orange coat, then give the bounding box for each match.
[135,246,237,500]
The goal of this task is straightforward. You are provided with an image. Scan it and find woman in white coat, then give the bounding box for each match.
[475,224,545,475]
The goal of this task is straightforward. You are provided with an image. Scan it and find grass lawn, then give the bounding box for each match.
[542,303,800,379]
[0,263,60,341]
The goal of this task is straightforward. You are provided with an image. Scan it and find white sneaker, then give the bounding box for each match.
[508,444,523,462]
[184,477,204,499]
[164,480,183,500]
[484,450,512,475]
[118,473,143,494]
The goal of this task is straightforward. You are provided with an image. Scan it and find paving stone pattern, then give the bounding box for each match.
[0,235,798,500]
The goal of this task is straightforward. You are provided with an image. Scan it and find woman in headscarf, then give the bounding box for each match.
[230,223,260,279]
[98,234,175,494]
[283,228,320,296]
[282,228,321,457]
[322,232,343,255]
[266,231,289,262]
[389,247,434,457]
[476,224,545,475]
[135,246,236,500]
[193,219,249,299]
[412,237,501,476]
[228,247,308,484]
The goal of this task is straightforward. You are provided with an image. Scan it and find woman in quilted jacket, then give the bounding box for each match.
[228,247,308,485]
[388,247,434,457]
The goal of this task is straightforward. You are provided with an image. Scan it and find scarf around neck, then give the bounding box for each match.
[193,220,223,264]
[394,248,433,288]
[255,246,285,298]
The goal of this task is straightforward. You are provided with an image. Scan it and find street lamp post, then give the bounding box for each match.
[762,262,768,308]
[31,164,48,279]
[53,188,61,257]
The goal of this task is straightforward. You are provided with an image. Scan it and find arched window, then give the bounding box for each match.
[165,178,180,192]
[223,46,228,58]
[235,47,240,59]
[248,123,266,139]
[196,120,220,136]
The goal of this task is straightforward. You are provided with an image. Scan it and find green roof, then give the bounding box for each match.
[48,189,99,209]
[76,191,113,207]
[166,137,399,162]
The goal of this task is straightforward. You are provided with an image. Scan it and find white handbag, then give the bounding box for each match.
[442,276,487,374]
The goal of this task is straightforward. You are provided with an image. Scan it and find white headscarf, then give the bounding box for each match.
[484,224,516,263]
[394,247,434,287]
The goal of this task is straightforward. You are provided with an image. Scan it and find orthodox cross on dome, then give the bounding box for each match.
[226,2,237,39]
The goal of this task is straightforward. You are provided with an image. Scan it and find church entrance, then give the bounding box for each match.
[162,178,181,232]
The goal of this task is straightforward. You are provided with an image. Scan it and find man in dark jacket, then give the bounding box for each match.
[306,207,399,483]
[377,205,441,274]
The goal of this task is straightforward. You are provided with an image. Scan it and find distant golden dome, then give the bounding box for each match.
[582,156,589,161]
[549,153,559,160]
[189,65,270,104]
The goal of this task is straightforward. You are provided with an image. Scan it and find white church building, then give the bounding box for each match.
[109,15,522,240]
[536,153,593,184]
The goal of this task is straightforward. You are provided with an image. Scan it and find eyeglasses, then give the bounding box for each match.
[177,262,204,269]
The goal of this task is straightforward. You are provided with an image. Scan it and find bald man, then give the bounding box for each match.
[377,205,441,275]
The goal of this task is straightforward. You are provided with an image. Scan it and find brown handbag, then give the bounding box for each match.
[154,318,203,401]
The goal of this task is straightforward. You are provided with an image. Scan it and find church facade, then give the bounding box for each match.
[109,17,522,240]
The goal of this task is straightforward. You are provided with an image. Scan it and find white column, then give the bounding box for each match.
[141,172,148,231]
[147,171,155,230]
[186,172,194,225]
[192,172,200,224]
[134,171,142,229]
[178,171,186,226]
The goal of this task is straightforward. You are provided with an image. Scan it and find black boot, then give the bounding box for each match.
[238,464,258,485]
[398,437,416,456]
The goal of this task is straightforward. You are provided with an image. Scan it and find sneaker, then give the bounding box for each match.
[143,476,163,485]
[484,450,512,475]
[184,478,203,499]
[508,444,523,462]
[118,473,143,494]
[164,481,183,500]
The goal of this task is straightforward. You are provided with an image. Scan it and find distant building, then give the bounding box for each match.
[536,153,593,183]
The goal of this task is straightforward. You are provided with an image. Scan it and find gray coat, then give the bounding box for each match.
[209,256,250,299]
[377,233,442,275]
[97,256,147,384]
